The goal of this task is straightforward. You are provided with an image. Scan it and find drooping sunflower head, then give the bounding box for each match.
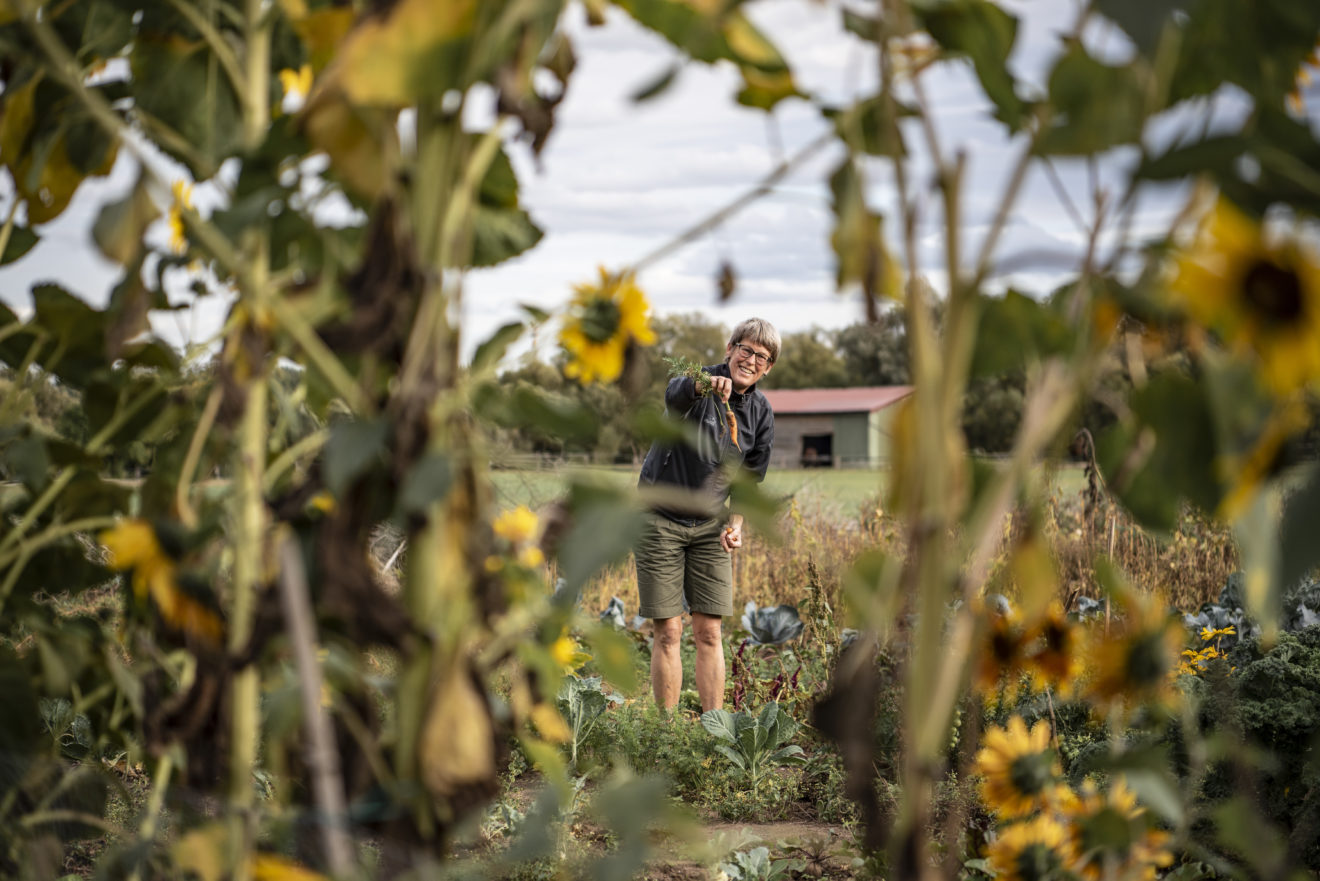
[1024,601,1084,697]
[100,518,166,574]
[984,813,1076,881]
[1067,779,1174,881]
[975,716,1068,819]
[1085,591,1184,713]
[1168,197,1320,396]
[559,267,657,384]
[974,599,1029,696]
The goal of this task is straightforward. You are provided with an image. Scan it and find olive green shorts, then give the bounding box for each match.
[635,513,734,619]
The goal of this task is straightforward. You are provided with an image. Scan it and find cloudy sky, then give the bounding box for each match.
[0,0,1298,364]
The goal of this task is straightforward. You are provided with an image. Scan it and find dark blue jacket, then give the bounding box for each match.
[637,362,775,520]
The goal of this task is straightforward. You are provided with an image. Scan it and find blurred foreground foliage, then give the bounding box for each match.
[1,0,1320,878]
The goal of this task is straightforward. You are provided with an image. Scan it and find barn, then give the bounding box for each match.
[759,386,913,469]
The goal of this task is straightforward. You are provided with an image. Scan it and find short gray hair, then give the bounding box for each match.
[729,318,781,363]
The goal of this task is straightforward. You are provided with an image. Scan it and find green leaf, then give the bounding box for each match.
[130,32,243,175]
[323,418,389,496]
[551,480,646,598]
[396,453,453,518]
[915,0,1023,127]
[1279,466,1320,591]
[584,624,639,695]
[0,225,38,265]
[700,708,738,744]
[1233,491,1282,642]
[841,8,879,41]
[969,290,1073,376]
[1167,0,1320,107]
[104,260,157,362]
[1093,0,1188,57]
[471,322,526,374]
[614,0,799,111]
[587,774,670,881]
[1213,797,1287,878]
[1097,372,1219,530]
[713,744,747,771]
[1121,769,1185,826]
[470,203,543,268]
[824,95,907,158]
[0,646,43,795]
[1037,45,1144,155]
[508,386,598,442]
[30,284,107,388]
[631,63,680,103]
[727,471,783,541]
[336,0,480,105]
[52,0,133,63]
[5,433,49,492]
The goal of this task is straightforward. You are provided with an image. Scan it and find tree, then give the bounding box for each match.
[762,327,849,389]
[835,308,914,386]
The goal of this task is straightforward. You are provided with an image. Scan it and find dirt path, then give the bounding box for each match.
[643,817,855,880]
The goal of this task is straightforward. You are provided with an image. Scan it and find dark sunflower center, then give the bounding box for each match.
[1078,806,1134,858]
[1015,842,1063,881]
[1009,750,1056,796]
[580,298,622,344]
[1043,621,1067,653]
[1241,259,1304,326]
[1125,633,1170,687]
[991,626,1021,662]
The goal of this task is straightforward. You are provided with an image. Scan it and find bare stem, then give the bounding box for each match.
[278,535,357,875]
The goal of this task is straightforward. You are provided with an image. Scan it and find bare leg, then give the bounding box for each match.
[651,616,685,709]
[691,613,725,712]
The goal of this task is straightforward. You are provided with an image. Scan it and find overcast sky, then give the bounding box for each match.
[0,0,1307,364]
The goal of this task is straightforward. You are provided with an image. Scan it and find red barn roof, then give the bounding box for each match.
[760,386,913,415]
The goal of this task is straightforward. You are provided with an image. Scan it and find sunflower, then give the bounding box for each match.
[251,853,330,881]
[1066,779,1174,881]
[1085,590,1183,713]
[559,267,657,384]
[100,518,224,648]
[1023,601,1084,697]
[168,179,193,254]
[974,599,1030,696]
[1217,398,1310,518]
[1168,197,1320,396]
[984,814,1076,881]
[493,504,539,545]
[975,716,1069,819]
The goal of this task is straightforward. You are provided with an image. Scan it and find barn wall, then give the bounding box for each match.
[767,413,834,469]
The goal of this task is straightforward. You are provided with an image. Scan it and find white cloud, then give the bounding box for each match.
[2,0,1291,369]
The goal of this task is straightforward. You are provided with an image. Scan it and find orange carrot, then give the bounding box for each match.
[726,404,740,451]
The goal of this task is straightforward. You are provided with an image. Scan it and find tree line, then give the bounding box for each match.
[6,304,1318,479]
[491,307,1129,463]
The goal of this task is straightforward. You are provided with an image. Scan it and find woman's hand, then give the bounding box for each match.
[721,520,743,552]
[709,374,733,403]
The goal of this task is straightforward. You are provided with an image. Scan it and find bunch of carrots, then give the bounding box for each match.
[664,356,740,451]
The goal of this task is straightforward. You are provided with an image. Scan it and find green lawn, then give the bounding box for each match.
[490,461,1088,523]
[490,465,892,521]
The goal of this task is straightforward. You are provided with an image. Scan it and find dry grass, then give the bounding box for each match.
[574,482,1238,624]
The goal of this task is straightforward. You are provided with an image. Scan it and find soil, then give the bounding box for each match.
[642,816,858,880]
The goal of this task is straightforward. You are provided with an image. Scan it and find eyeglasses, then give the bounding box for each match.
[732,342,773,367]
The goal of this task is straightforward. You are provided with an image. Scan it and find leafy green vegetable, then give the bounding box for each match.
[701,702,805,793]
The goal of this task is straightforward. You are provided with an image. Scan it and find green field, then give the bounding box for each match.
[491,462,1088,522]
[490,465,890,519]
